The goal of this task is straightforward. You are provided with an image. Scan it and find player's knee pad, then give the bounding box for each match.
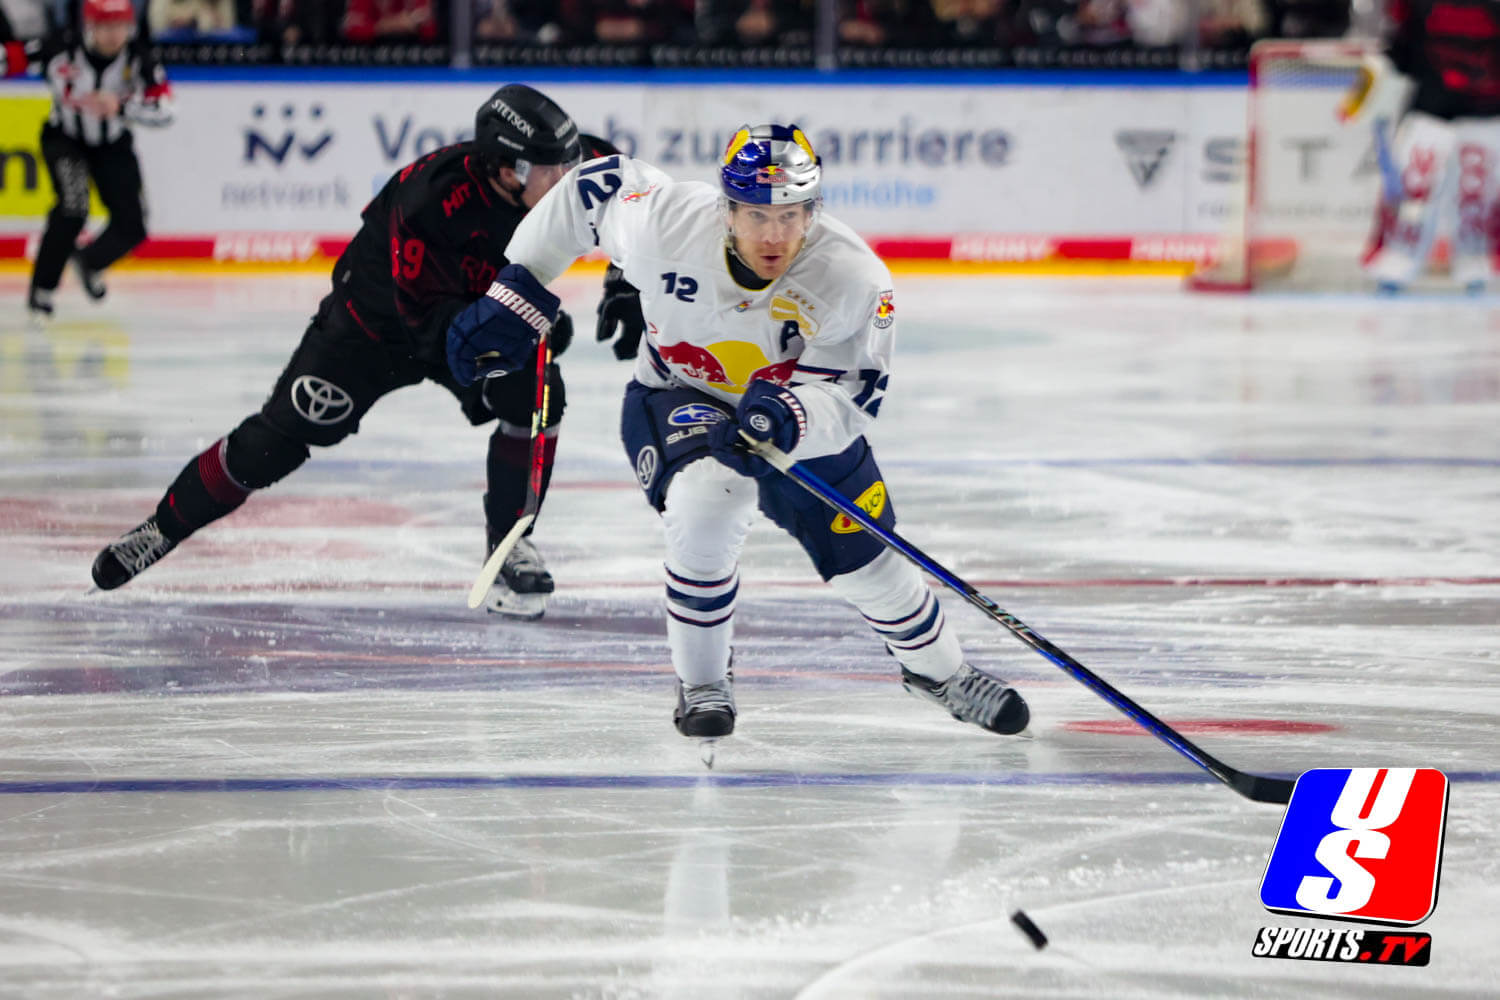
[661,457,757,576]
[620,380,739,512]
[757,437,894,581]
[224,413,310,490]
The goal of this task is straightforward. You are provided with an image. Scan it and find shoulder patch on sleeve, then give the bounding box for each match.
[873,289,895,328]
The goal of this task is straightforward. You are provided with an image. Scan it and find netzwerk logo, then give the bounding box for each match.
[244,103,335,166]
[1254,768,1448,967]
[1115,130,1177,190]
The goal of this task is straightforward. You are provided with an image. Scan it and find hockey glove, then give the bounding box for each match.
[707,381,805,478]
[550,308,574,359]
[595,263,645,361]
[446,263,559,387]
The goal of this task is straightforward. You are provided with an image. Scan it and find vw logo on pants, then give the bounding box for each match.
[635,445,659,488]
[291,375,354,425]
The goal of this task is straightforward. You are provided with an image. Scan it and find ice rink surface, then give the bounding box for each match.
[1,269,1498,998]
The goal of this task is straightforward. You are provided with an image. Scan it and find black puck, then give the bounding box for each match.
[1011,908,1047,950]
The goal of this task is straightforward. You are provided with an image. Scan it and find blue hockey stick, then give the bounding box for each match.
[744,433,1295,805]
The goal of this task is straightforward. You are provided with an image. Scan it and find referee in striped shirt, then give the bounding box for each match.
[3,0,173,319]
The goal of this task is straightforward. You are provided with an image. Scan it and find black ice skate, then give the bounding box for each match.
[482,535,553,619]
[27,287,54,326]
[72,253,106,301]
[674,670,736,766]
[902,663,1030,736]
[91,516,178,590]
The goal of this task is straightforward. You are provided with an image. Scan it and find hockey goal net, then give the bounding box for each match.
[1191,39,1400,291]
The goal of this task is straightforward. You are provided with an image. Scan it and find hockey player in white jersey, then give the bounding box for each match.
[448,124,1029,744]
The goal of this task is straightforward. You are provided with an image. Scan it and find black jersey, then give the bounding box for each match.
[1388,0,1500,119]
[326,142,529,369]
[2,30,172,145]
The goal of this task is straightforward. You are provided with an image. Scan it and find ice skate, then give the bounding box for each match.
[27,288,54,329]
[902,662,1030,736]
[91,516,177,590]
[72,253,107,301]
[674,671,735,766]
[482,535,553,619]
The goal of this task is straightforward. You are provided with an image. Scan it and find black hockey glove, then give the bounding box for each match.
[595,263,645,361]
[550,308,574,358]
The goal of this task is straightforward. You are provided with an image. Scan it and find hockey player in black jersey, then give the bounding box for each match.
[2,0,173,319]
[89,84,636,619]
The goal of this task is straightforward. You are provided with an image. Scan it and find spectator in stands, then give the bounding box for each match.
[0,0,55,40]
[1265,0,1348,37]
[254,0,345,45]
[1197,0,1266,46]
[838,0,939,46]
[559,0,693,44]
[929,0,1007,45]
[149,0,236,35]
[1126,0,1266,47]
[342,0,438,43]
[474,0,521,39]
[474,0,565,42]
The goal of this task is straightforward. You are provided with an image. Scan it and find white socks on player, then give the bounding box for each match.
[662,459,756,686]
[830,548,964,683]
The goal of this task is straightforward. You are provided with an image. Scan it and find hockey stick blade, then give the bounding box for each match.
[467,515,535,609]
[742,433,1294,805]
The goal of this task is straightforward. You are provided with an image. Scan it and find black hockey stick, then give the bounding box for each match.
[467,332,552,609]
[744,434,1296,805]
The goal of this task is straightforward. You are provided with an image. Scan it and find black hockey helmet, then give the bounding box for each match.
[474,85,582,175]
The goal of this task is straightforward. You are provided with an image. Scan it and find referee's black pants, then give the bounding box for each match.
[31,127,148,293]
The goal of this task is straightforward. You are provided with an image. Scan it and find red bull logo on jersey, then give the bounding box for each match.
[656,339,797,395]
[873,290,895,329]
[621,185,658,203]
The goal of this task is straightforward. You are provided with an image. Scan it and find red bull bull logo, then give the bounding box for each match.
[874,289,895,329]
[655,339,797,394]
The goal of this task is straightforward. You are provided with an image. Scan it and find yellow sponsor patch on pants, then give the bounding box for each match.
[831,480,886,534]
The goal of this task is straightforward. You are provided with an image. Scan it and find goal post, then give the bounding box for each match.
[1190,39,1410,291]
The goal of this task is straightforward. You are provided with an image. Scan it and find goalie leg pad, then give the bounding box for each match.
[756,436,895,581]
[1452,119,1500,287]
[1364,111,1458,287]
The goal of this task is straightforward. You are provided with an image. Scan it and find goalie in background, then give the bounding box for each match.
[1347,0,1500,293]
[494,124,1031,745]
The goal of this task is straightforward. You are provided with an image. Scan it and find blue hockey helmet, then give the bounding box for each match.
[720,125,822,207]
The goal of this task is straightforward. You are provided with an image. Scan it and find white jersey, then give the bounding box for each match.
[505,156,896,461]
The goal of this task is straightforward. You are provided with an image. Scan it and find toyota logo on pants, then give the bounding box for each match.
[291,375,354,425]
